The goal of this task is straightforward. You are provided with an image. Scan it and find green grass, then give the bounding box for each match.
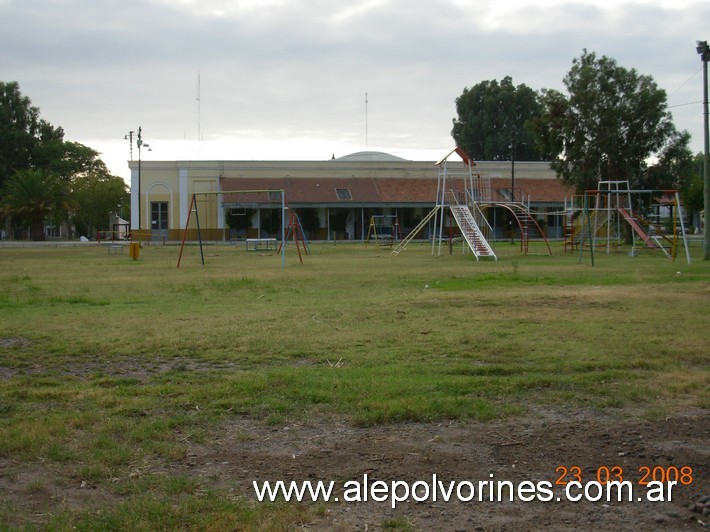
[0,241,708,529]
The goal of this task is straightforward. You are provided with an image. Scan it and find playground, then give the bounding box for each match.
[0,242,707,529]
[173,150,694,272]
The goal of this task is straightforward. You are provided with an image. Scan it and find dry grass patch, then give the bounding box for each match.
[0,242,707,529]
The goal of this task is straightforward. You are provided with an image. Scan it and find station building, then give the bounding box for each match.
[128,151,573,242]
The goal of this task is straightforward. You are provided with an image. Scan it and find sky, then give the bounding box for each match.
[1,0,708,184]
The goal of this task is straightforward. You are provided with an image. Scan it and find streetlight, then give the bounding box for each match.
[129,127,150,232]
[697,40,709,260]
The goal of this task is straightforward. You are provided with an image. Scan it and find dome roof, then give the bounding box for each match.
[333,151,409,162]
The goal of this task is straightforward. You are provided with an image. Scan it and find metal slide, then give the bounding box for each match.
[448,205,497,260]
[617,207,660,249]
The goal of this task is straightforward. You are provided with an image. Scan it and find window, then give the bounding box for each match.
[267,191,282,202]
[335,188,352,200]
[151,202,168,230]
[497,188,513,201]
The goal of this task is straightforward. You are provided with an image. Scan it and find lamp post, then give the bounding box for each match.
[124,130,135,232]
[697,40,710,260]
[135,127,150,232]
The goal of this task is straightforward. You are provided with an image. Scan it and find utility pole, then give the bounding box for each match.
[125,128,150,233]
[136,127,150,232]
[697,40,710,260]
[137,127,143,231]
[124,130,135,232]
[124,130,134,161]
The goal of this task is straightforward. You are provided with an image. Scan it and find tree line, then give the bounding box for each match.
[1,81,128,241]
[451,50,703,219]
[2,50,705,241]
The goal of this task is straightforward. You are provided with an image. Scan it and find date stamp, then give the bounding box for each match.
[555,465,695,486]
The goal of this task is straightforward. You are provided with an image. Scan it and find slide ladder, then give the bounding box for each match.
[391,206,441,255]
[449,205,497,261]
[617,207,660,249]
[506,202,552,255]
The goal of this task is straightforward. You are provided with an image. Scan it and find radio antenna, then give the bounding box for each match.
[365,92,368,149]
[197,71,201,142]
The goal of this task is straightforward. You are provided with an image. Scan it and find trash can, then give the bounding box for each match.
[129,242,140,260]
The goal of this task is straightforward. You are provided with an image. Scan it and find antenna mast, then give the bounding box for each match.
[197,72,201,142]
[365,92,369,149]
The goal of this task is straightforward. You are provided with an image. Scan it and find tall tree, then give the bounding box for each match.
[71,169,129,238]
[451,76,545,161]
[1,83,127,239]
[645,130,694,191]
[36,141,113,184]
[0,81,64,190]
[59,143,129,237]
[1,169,71,240]
[678,152,706,227]
[533,50,682,193]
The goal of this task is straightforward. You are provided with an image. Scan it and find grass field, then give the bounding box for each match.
[0,241,708,529]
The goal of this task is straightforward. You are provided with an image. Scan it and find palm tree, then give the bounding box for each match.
[2,169,71,241]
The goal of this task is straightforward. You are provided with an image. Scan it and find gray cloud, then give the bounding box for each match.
[1,0,708,178]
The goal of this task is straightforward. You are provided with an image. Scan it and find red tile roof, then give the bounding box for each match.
[219,176,573,205]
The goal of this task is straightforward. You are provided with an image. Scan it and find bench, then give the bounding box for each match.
[108,245,123,255]
[245,238,278,252]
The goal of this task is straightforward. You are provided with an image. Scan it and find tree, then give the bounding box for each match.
[645,130,694,191]
[2,83,127,240]
[1,169,71,240]
[533,50,682,193]
[71,169,129,238]
[679,152,706,228]
[451,76,545,161]
[0,81,64,191]
[40,141,108,182]
[60,143,129,238]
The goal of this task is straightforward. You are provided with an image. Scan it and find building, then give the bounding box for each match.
[128,151,573,242]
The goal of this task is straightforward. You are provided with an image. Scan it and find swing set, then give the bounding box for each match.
[365,215,402,246]
[278,207,311,263]
[177,189,295,268]
[574,181,691,266]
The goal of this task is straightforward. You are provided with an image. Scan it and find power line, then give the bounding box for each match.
[668,66,702,99]
[668,100,702,109]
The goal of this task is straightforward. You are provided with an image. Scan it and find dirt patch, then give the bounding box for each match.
[1,408,708,530]
[0,337,33,349]
[0,355,240,381]
[181,408,709,530]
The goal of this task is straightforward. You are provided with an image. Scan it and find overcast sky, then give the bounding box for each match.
[1,0,708,182]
